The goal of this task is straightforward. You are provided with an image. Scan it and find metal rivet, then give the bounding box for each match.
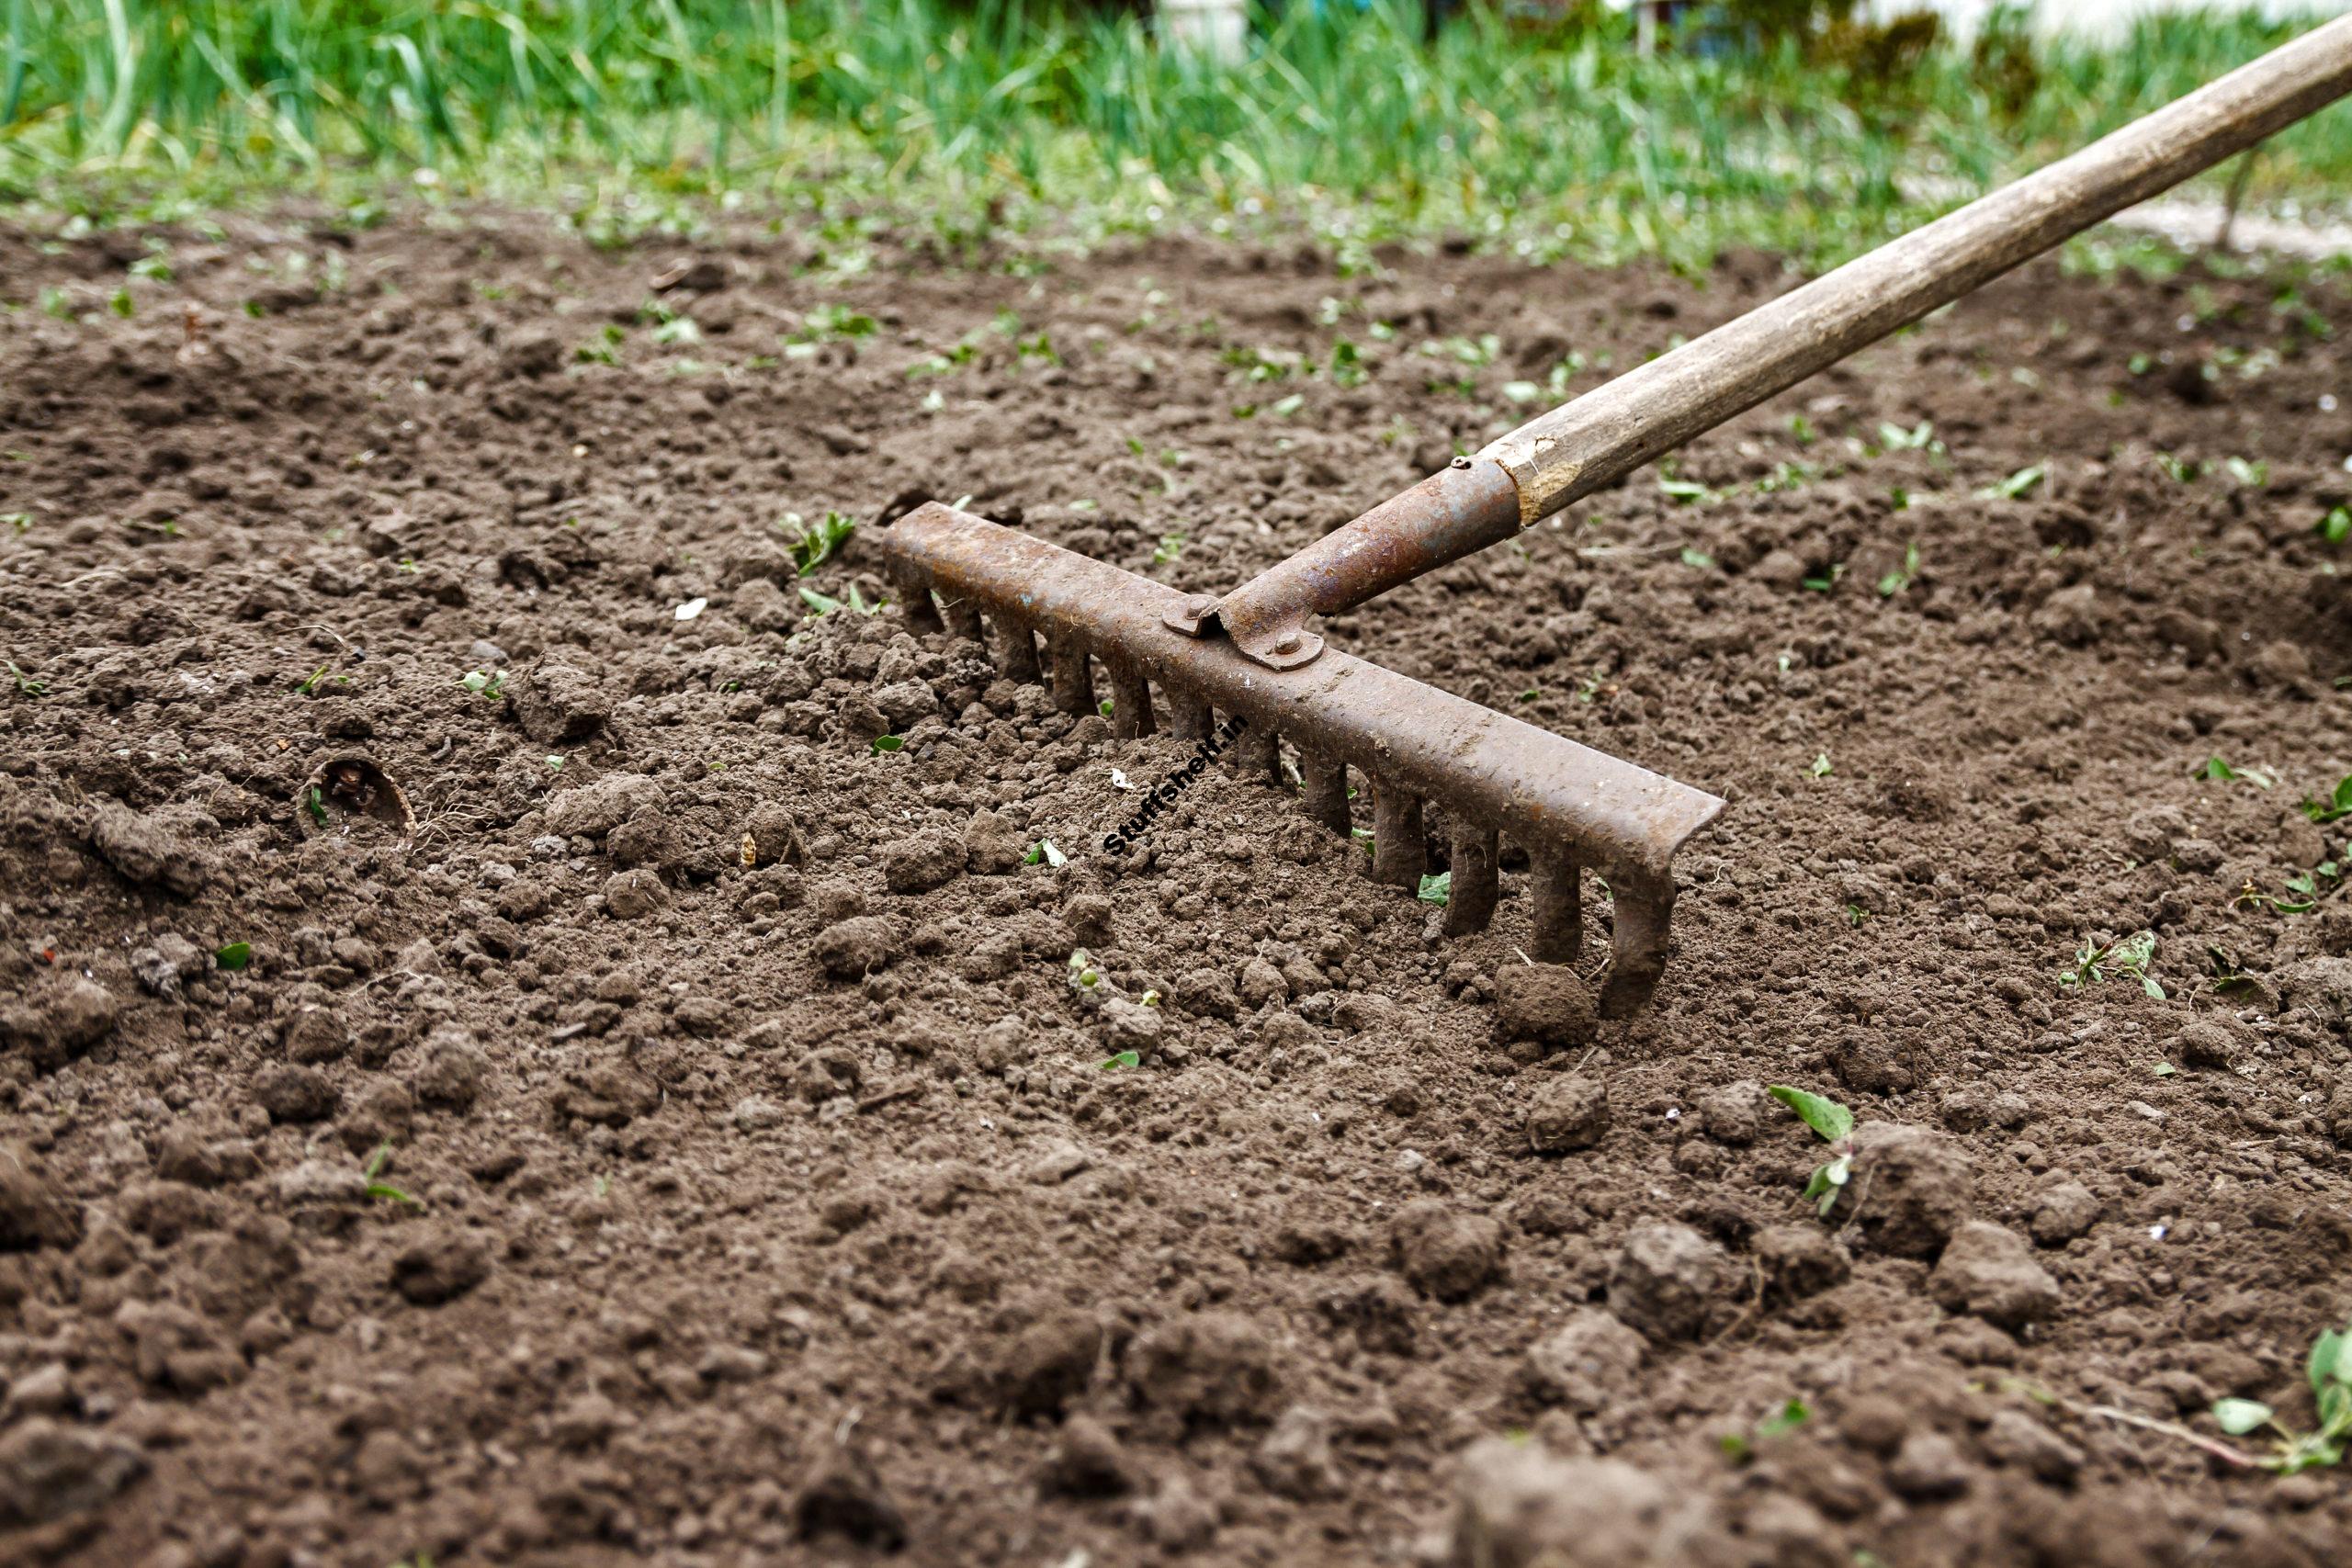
[1272,632,1301,654]
[1449,456,1472,469]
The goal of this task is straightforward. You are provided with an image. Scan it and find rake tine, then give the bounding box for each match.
[1298,749,1351,834]
[1371,782,1426,889]
[1443,824,1499,937]
[1050,635,1095,716]
[1598,878,1678,1020]
[1165,685,1212,742]
[1230,719,1279,784]
[1106,662,1154,739]
[880,503,1724,1014]
[941,594,983,642]
[891,568,944,634]
[1529,853,1583,964]
[989,613,1041,682]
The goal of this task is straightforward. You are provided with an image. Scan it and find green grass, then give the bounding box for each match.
[5,3,2352,266]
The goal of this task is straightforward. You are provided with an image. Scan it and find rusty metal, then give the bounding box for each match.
[1163,457,1520,669]
[884,502,1723,1016]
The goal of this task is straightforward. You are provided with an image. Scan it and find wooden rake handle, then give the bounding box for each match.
[1182,14,2352,671]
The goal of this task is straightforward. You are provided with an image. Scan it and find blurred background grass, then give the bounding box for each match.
[4,2,2349,265]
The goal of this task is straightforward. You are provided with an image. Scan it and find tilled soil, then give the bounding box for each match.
[4,209,2352,1568]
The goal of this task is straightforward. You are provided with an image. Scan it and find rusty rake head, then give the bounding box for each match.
[880,503,1723,1017]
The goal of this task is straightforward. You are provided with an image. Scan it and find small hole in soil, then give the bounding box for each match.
[300,753,415,839]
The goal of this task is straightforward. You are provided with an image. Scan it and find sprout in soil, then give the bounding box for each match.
[1720,1398,1811,1463]
[2211,1320,2352,1473]
[2059,930,2164,998]
[1769,1085,1856,1216]
[786,510,858,576]
[360,1141,420,1206]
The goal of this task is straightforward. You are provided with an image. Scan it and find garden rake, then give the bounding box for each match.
[881,17,2352,1017]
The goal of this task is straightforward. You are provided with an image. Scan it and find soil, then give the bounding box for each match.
[4,207,2352,1568]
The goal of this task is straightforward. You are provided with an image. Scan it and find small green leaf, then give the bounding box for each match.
[2311,1329,2347,1393]
[1679,547,1715,570]
[798,585,842,615]
[2322,506,2351,545]
[1417,871,1451,905]
[304,786,329,825]
[214,941,252,972]
[1770,1085,1855,1144]
[871,734,905,753]
[1976,464,2045,501]
[1098,1050,1139,1070]
[2212,1398,2274,1436]
[1802,1154,1852,1216]
[1807,752,1833,778]
[787,511,858,576]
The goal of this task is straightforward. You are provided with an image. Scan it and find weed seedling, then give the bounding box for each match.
[2300,773,2352,825]
[799,583,882,617]
[2196,755,2275,790]
[1154,533,1187,565]
[459,669,507,701]
[1976,464,2045,500]
[1876,542,1922,596]
[1807,752,1833,778]
[213,941,252,971]
[1026,840,1068,868]
[1769,1085,1855,1216]
[1720,1398,1811,1462]
[786,510,858,575]
[303,785,329,826]
[293,663,331,696]
[2321,507,2350,546]
[576,323,624,364]
[2060,931,2164,998]
[360,1142,420,1206]
[6,660,45,697]
[1417,871,1451,905]
[1068,948,1100,988]
[1658,474,1721,505]
[1099,1049,1139,1070]
[2211,1320,2352,1472]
